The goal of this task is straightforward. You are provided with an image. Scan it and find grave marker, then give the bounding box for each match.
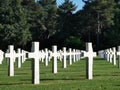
[76,50,81,61]
[0,50,4,64]
[45,48,48,66]
[84,42,96,79]
[57,50,61,61]
[73,49,76,62]
[98,50,104,59]
[5,45,15,76]
[69,48,72,65]
[17,48,22,68]
[105,49,110,62]
[52,45,58,74]
[28,42,40,84]
[109,48,112,63]
[62,47,67,68]
[22,50,25,63]
[112,47,116,65]
[117,46,120,68]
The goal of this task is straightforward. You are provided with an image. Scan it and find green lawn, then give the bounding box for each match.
[0,58,120,90]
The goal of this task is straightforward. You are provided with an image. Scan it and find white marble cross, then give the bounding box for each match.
[109,48,113,63]
[69,48,72,65]
[44,48,48,66]
[98,50,104,59]
[0,50,4,64]
[16,48,22,68]
[5,45,15,76]
[62,47,67,68]
[21,50,25,63]
[59,50,63,62]
[117,46,120,68]
[105,49,110,62]
[48,50,51,61]
[52,45,59,74]
[84,42,96,80]
[57,50,61,61]
[73,49,76,62]
[112,47,116,65]
[28,42,40,84]
[76,50,81,61]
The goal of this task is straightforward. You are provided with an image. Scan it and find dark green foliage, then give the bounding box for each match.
[22,0,45,41]
[0,0,31,50]
[58,0,77,13]
[0,0,120,50]
[64,36,85,49]
[52,0,84,49]
[38,0,58,39]
[76,0,117,50]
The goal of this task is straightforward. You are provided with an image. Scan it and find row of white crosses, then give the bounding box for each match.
[49,46,82,74]
[28,42,97,84]
[0,42,96,85]
[27,42,83,84]
[5,45,28,76]
[17,42,96,84]
[98,46,120,66]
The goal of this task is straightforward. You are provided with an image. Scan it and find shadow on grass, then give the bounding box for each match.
[0,78,32,86]
[81,57,107,61]
[94,74,120,77]
[40,77,85,81]
[93,58,106,61]
[115,85,120,86]
[20,79,31,81]
[0,82,29,86]
[15,73,29,75]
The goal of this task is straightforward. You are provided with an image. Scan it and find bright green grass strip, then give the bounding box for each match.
[0,58,120,90]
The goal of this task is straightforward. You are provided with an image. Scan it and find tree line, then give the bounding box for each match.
[0,0,120,51]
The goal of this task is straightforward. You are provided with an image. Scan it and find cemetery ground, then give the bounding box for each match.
[0,58,120,90]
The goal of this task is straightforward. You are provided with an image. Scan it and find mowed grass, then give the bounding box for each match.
[0,58,120,90]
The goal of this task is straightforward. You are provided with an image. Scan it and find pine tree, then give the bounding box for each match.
[0,0,31,49]
[38,0,58,39]
[22,0,46,41]
[75,0,116,49]
[56,0,77,40]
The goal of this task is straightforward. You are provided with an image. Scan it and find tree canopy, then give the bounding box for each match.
[0,0,120,51]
